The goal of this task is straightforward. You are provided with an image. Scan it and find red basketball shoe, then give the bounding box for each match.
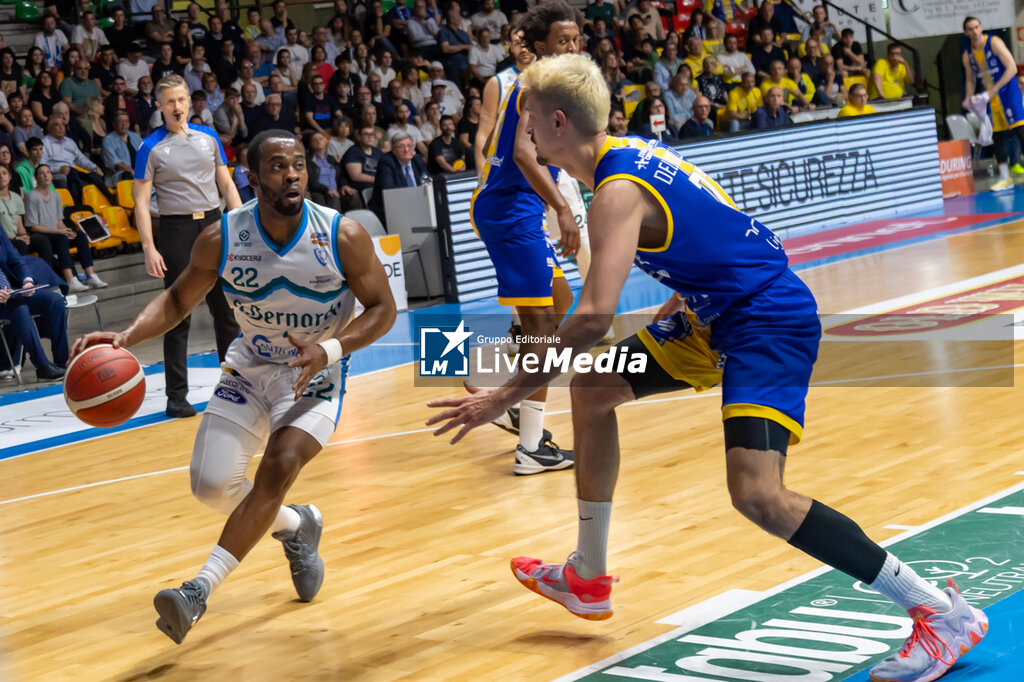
[511,554,617,621]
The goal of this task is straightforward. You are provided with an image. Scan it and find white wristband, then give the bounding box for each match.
[317,338,343,365]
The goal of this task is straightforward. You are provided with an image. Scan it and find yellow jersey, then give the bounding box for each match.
[760,77,801,106]
[871,59,907,99]
[837,102,877,118]
[727,85,763,117]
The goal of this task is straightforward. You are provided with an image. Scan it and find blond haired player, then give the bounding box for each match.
[428,54,987,682]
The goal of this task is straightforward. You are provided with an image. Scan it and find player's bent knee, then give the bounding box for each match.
[190,414,262,512]
[191,476,242,513]
[727,479,790,533]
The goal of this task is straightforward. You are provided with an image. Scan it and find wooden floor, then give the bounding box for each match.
[2,219,1023,681]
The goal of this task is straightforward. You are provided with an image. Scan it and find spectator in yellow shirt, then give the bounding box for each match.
[786,57,819,106]
[838,84,876,117]
[760,60,812,112]
[871,43,914,99]
[725,71,763,132]
[684,36,707,77]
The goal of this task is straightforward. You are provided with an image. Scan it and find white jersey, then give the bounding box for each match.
[219,199,356,364]
[495,65,518,98]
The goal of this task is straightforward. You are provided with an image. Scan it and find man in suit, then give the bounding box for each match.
[369,132,428,228]
[0,231,67,380]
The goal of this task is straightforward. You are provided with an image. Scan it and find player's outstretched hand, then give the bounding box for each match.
[555,207,581,258]
[287,335,328,401]
[426,382,508,444]
[70,331,128,359]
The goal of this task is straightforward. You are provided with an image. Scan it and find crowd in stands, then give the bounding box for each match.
[0,0,918,267]
[0,0,918,381]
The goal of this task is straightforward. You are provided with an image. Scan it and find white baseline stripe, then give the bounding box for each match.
[3,359,1022,506]
[976,506,1024,516]
[0,387,720,503]
[830,263,1024,317]
[655,589,764,627]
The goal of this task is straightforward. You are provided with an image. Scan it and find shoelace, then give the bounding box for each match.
[899,614,954,665]
[282,539,314,574]
[179,581,206,606]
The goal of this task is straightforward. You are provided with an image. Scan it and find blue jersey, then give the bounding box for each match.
[968,34,1024,132]
[594,136,798,325]
[471,76,557,231]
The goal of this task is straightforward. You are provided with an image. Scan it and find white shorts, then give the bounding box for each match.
[204,339,349,447]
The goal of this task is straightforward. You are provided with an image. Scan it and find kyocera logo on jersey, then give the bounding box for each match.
[226,254,261,261]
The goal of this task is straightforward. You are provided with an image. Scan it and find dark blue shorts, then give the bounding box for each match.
[634,270,821,443]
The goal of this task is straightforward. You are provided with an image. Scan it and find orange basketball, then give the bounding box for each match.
[64,344,146,428]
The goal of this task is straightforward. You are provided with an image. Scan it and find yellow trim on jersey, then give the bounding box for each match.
[722,403,803,444]
[553,265,564,278]
[515,88,522,115]
[476,75,520,195]
[594,137,738,252]
[973,45,996,91]
[637,326,721,391]
[594,135,626,166]
[469,188,480,235]
[596,173,674,253]
[499,295,555,307]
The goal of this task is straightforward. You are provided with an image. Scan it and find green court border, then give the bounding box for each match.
[561,481,1024,682]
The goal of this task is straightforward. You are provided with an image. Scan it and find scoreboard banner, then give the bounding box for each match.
[434,108,942,303]
[890,0,1015,40]
[789,0,887,44]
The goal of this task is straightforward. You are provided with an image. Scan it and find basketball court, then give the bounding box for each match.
[1,188,1022,680]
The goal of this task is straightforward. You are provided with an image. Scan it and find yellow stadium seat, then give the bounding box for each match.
[622,84,647,121]
[56,188,74,207]
[81,184,111,212]
[101,206,140,245]
[116,179,134,210]
[66,209,116,252]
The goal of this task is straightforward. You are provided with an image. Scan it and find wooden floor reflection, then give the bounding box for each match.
[2,220,1022,681]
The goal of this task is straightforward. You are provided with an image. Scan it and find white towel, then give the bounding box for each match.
[967,92,994,147]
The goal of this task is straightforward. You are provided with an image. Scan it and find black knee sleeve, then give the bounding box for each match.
[788,500,887,584]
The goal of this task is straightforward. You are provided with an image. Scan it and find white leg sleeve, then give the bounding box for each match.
[190,413,264,516]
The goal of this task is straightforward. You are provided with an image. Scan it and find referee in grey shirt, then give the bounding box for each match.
[134,75,242,418]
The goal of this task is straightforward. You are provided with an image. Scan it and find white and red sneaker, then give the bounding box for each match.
[869,580,988,682]
[511,554,617,621]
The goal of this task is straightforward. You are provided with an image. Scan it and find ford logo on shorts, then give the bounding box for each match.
[214,386,247,404]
